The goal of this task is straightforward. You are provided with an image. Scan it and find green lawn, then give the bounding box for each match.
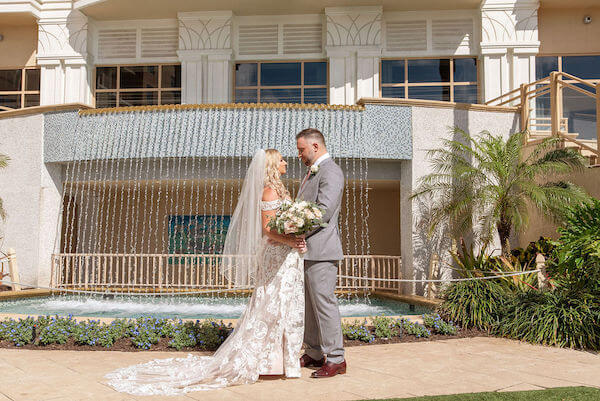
[363,387,600,401]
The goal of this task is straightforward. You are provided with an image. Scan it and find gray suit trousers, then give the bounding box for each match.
[303,260,344,364]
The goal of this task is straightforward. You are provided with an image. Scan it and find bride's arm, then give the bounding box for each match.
[261,187,305,250]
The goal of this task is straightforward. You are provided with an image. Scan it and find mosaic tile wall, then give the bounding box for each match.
[43,104,412,163]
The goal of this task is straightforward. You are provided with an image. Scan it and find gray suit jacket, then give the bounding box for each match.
[297,157,344,261]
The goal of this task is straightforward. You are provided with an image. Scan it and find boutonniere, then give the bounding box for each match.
[310,165,320,175]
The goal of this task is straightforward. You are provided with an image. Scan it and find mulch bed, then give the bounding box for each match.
[0,328,489,352]
[344,328,488,347]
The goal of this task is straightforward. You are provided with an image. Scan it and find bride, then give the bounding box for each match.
[106,149,307,395]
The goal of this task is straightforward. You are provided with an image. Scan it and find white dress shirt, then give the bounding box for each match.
[312,152,331,167]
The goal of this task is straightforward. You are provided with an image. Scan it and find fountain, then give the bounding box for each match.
[49,104,385,294]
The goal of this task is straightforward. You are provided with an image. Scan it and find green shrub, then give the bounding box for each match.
[168,321,197,350]
[549,199,600,295]
[371,315,399,339]
[0,317,35,346]
[422,313,457,335]
[195,320,232,350]
[495,289,600,350]
[129,317,161,349]
[510,236,556,265]
[37,315,75,345]
[73,319,129,348]
[342,321,374,343]
[395,318,430,338]
[439,279,507,330]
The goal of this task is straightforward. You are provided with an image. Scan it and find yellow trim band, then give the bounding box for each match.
[78,102,365,115]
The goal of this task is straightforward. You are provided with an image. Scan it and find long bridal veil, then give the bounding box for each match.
[105,149,277,395]
[221,149,266,287]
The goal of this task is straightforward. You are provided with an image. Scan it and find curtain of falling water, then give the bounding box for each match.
[58,106,370,289]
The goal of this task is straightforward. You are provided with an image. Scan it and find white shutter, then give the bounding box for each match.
[97,28,137,59]
[238,24,278,55]
[431,19,473,51]
[283,23,322,54]
[141,27,178,58]
[385,21,427,52]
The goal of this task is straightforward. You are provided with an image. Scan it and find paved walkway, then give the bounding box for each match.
[0,337,598,401]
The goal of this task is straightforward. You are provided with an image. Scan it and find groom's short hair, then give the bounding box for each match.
[296,128,325,146]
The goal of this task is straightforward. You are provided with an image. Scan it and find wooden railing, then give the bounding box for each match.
[50,253,403,294]
[485,71,600,163]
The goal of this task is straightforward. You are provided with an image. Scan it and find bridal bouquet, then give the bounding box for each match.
[267,200,328,235]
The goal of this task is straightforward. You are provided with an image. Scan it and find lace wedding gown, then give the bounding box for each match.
[105,199,304,395]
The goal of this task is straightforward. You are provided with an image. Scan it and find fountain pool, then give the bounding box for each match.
[0,294,432,320]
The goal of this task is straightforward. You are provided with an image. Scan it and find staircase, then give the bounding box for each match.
[485,71,600,166]
[528,117,598,165]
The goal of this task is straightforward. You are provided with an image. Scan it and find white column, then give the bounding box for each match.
[356,49,381,99]
[178,52,205,104]
[325,7,383,105]
[178,11,233,104]
[207,52,233,104]
[37,9,91,106]
[480,0,540,102]
[327,49,354,105]
[480,49,510,102]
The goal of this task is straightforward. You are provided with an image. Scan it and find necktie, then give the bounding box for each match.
[299,169,311,192]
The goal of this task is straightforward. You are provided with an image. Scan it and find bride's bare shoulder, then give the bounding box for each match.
[262,186,279,202]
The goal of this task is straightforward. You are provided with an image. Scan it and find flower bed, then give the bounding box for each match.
[0,314,479,352]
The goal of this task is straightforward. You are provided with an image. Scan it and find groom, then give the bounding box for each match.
[296,128,346,378]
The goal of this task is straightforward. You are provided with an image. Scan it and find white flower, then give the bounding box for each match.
[310,165,320,175]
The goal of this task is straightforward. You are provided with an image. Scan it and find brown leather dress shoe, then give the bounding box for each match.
[310,360,346,378]
[299,354,325,368]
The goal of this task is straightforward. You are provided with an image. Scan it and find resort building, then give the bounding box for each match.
[0,0,598,294]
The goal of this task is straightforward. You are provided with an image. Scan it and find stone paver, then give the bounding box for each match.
[0,337,598,401]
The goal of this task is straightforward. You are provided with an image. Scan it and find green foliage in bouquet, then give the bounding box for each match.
[267,200,327,235]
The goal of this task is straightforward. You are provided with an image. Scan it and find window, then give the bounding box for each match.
[94,64,181,108]
[537,55,600,81]
[0,68,40,110]
[535,55,600,141]
[234,61,328,104]
[380,57,478,104]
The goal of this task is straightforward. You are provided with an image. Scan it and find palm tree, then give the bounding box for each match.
[411,128,589,255]
[0,152,8,220]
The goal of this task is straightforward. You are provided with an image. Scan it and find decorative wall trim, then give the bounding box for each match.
[38,10,88,62]
[178,11,232,51]
[325,6,382,47]
[480,0,539,48]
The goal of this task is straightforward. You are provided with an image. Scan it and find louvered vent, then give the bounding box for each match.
[283,23,322,54]
[431,19,473,51]
[238,25,278,55]
[98,28,137,59]
[141,27,178,58]
[386,21,427,52]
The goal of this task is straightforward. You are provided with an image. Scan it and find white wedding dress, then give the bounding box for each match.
[105,198,304,395]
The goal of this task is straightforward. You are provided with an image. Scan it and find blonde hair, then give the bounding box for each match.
[264,149,290,199]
